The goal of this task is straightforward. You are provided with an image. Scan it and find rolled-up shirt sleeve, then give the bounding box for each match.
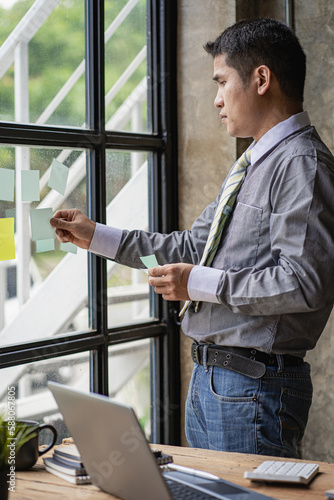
[187,266,221,303]
[89,222,123,260]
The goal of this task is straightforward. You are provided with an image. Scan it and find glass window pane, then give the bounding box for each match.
[0,352,90,444]
[0,145,90,347]
[105,150,154,329]
[105,0,150,133]
[0,0,85,127]
[109,339,151,439]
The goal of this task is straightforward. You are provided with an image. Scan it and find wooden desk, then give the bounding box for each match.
[15,444,334,500]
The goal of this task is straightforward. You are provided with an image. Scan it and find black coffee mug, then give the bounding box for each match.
[13,420,57,470]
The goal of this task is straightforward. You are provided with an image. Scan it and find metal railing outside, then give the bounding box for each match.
[0,0,151,425]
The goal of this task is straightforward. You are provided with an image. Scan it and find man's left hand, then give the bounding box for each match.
[148,263,195,301]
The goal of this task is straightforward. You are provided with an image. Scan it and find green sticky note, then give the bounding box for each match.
[0,218,15,261]
[30,208,55,241]
[0,168,15,202]
[36,238,55,253]
[21,170,40,202]
[5,208,15,218]
[5,209,16,231]
[140,255,159,269]
[48,158,69,196]
[60,242,77,254]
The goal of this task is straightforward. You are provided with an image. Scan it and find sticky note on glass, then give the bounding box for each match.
[36,239,55,253]
[0,218,15,261]
[30,208,55,241]
[0,168,15,202]
[48,158,69,196]
[60,242,77,254]
[5,209,16,231]
[21,170,40,202]
[140,255,159,273]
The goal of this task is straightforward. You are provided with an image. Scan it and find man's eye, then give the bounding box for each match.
[214,80,226,87]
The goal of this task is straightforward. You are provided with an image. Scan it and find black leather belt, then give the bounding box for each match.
[191,343,304,379]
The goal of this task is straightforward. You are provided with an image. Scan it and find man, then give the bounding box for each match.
[50,18,334,458]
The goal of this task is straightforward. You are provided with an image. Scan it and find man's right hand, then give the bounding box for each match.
[50,209,96,250]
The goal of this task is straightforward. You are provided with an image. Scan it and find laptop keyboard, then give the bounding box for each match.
[165,478,217,499]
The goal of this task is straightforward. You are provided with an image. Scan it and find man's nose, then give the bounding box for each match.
[214,91,223,108]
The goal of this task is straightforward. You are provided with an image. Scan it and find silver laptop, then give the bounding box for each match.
[48,382,274,500]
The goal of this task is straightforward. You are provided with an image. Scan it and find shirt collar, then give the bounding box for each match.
[250,111,311,166]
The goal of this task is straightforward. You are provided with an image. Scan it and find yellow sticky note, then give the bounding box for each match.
[0,218,16,261]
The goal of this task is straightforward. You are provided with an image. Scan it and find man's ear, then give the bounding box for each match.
[255,65,271,95]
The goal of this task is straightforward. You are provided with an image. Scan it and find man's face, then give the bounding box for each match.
[213,54,261,140]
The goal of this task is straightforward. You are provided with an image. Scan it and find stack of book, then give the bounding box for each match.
[43,444,91,485]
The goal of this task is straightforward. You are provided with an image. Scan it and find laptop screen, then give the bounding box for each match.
[48,382,275,500]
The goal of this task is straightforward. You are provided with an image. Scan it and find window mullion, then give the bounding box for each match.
[85,0,108,395]
[158,0,180,445]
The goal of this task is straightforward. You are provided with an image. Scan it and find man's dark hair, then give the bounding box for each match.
[204,18,306,103]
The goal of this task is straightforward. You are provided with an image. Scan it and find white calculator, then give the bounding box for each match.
[244,460,319,484]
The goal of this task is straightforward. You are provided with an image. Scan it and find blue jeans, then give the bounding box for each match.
[185,358,313,458]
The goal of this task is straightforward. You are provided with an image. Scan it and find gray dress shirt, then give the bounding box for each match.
[91,113,334,358]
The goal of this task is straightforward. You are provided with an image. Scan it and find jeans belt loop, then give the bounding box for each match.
[192,342,200,364]
[203,344,209,373]
[276,354,284,372]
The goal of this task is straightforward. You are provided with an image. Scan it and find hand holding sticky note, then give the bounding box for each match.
[140,255,159,273]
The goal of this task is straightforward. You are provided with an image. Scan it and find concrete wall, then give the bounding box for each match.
[177,0,236,446]
[177,0,334,461]
[296,0,334,462]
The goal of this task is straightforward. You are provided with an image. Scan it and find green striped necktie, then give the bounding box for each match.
[179,148,252,319]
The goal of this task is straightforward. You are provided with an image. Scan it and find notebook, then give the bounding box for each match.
[48,381,275,500]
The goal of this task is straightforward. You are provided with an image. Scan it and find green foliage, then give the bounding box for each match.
[0,0,148,282]
[0,0,147,127]
[0,413,38,470]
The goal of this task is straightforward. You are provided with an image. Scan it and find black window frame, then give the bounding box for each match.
[0,0,180,446]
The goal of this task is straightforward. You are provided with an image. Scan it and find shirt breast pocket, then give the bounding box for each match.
[219,202,263,268]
